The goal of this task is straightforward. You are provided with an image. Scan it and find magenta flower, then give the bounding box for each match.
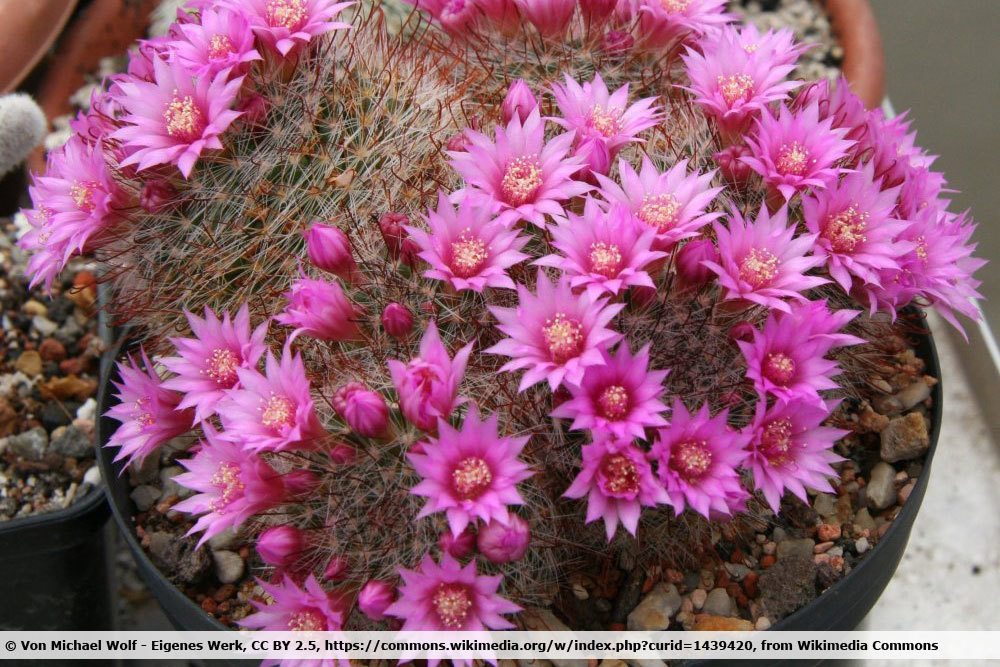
[744,399,845,513]
[256,525,307,567]
[675,237,719,287]
[304,223,358,280]
[240,574,349,631]
[222,0,354,57]
[502,79,539,125]
[742,102,854,201]
[448,108,589,228]
[551,343,668,439]
[487,270,623,391]
[407,193,530,293]
[275,275,362,342]
[795,76,868,147]
[737,301,859,406]
[388,320,473,431]
[703,203,827,312]
[104,349,194,468]
[169,6,261,78]
[596,156,723,250]
[564,435,669,540]
[385,553,521,630]
[161,305,269,423]
[551,73,662,156]
[18,205,70,291]
[219,345,325,452]
[802,163,912,293]
[358,580,396,621]
[381,302,414,338]
[332,382,389,438]
[536,199,666,298]
[637,0,731,51]
[172,425,287,545]
[409,407,532,537]
[514,0,577,36]
[111,58,243,178]
[477,515,531,563]
[647,400,750,519]
[681,24,803,133]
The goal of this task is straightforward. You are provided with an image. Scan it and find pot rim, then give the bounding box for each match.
[0,477,106,536]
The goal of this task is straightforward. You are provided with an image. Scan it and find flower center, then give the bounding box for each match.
[738,247,779,288]
[597,385,630,420]
[134,397,155,430]
[542,312,584,363]
[775,141,810,176]
[163,92,204,141]
[433,584,472,630]
[670,440,713,481]
[266,0,307,29]
[205,348,240,387]
[500,155,543,206]
[637,193,681,233]
[208,34,235,60]
[717,74,755,106]
[452,457,492,499]
[760,417,794,466]
[449,231,488,278]
[209,461,244,513]
[588,242,623,278]
[70,181,99,212]
[287,609,325,631]
[261,393,296,430]
[762,352,796,386]
[589,106,624,138]
[660,0,690,12]
[914,235,928,263]
[599,453,640,497]
[822,204,869,254]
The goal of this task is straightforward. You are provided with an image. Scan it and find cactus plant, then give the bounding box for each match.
[0,93,46,177]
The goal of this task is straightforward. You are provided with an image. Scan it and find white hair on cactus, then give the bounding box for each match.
[0,93,46,177]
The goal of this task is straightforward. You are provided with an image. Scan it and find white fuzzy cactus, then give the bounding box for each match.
[0,93,46,177]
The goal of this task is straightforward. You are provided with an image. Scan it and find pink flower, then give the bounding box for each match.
[18,205,70,291]
[381,302,414,338]
[168,6,262,78]
[358,580,396,621]
[333,382,389,438]
[409,407,532,537]
[536,199,665,298]
[449,108,589,228]
[439,526,476,558]
[219,345,325,452]
[502,79,539,125]
[323,556,349,581]
[487,270,623,391]
[573,136,613,185]
[406,0,480,34]
[801,163,912,293]
[596,156,723,250]
[741,102,854,201]
[703,203,827,312]
[551,73,662,156]
[637,0,731,51]
[580,0,618,25]
[240,574,349,631]
[513,0,577,36]
[564,436,669,540]
[172,426,287,545]
[111,58,243,178]
[388,320,472,431]
[304,223,358,280]
[257,525,307,567]
[222,0,354,57]
[275,275,362,341]
[675,237,719,287]
[647,400,750,519]
[744,399,845,513]
[385,553,521,630]
[477,515,531,563]
[681,24,804,133]
[104,349,194,468]
[713,144,753,186]
[551,343,668,439]
[139,179,178,213]
[407,193,530,293]
[737,301,860,406]
[161,305,269,423]
[795,76,868,147]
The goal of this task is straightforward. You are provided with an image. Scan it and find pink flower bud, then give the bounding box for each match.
[580,0,617,25]
[438,526,476,558]
[573,137,611,183]
[727,321,756,343]
[378,212,409,259]
[602,29,634,55]
[333,382,389,438]
[275,276,362,341]
[357,580,396,621]
[139,179,177,213]
[477,515,530,563]
[502,79,539,125]
[304,223,357,280]
[713,145,753,186]
[676,238,718,288]
[323,556,349,581]
[400,238,420,268]
[381,302,414,339]
[630,285,658,308]
[283,469,320,496]
[238,93,269,127]
[256,525,305,568]
[446,132,469,152]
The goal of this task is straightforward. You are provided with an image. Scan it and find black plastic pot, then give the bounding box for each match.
[97,328,942,663]
[0,481,112,630]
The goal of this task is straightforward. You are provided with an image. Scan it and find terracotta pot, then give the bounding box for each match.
[823,0,886,109]
[0,0,79,94]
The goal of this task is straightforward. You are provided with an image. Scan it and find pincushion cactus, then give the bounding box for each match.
[0,93,47,178]
[18,0,986,643]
